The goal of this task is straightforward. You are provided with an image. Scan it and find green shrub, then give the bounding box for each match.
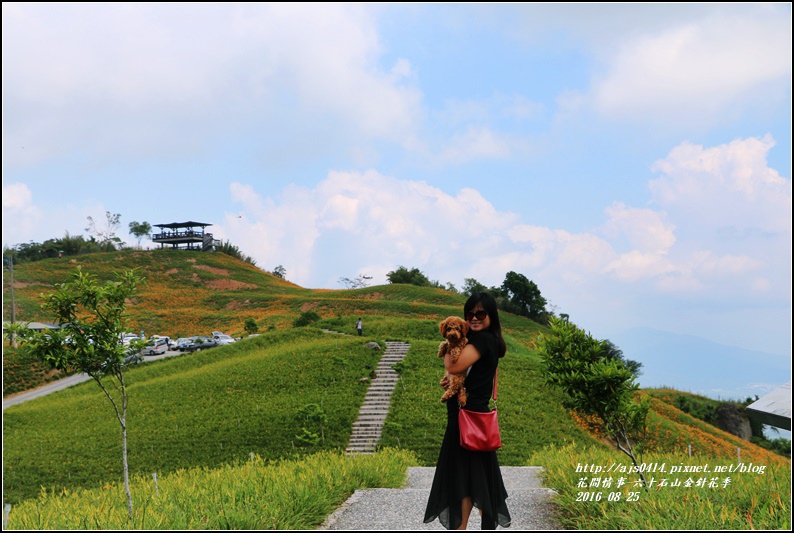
[293,311,321,327]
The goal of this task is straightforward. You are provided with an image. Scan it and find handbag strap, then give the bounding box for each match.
[492,369,498,401]
[491,369,498,410]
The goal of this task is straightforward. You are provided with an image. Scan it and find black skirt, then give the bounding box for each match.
[423,400,511,530]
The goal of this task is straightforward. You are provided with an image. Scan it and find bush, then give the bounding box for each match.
[294,311,321,327]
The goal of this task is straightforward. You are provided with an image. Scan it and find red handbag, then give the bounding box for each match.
[458,370,501,452]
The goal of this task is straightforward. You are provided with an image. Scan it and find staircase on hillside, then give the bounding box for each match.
[346,341,410,454]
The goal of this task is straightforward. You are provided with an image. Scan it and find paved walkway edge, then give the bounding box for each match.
[318,466,562,530]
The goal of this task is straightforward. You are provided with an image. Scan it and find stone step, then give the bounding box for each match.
[353,417,388,424]
[352,420,387,428]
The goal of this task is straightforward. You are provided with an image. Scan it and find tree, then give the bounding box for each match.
[272,265,286,279]
[15,267,145,517]
[294,310,321,327]
[501,271,548,324]
[59,231,88,256]
[537,317,650,487]
[386,266,431,286]
[244,317,259,335]
[462,278,488,297]
[338,274,373,289]
[602,339,643,378]
[86,211,123,250]
[128,221,152,249]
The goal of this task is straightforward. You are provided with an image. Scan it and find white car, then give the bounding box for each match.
[121,334,140,346]
[214,334,236,345]
[151,335,176,350]
[141,338,168,356]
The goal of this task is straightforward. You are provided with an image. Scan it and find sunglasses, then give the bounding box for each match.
[466,310,488,321]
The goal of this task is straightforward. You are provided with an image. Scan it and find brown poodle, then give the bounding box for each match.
[438,316,469,406]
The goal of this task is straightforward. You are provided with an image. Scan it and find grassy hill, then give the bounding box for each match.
[2,250,790,529]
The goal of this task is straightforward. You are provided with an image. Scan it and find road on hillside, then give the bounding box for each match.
[2,350,184,410]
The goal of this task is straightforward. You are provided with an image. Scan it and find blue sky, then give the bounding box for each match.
[3,3,791,393]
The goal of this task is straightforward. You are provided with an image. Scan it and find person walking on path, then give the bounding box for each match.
[423,292,511,530]
[356,318,363,336]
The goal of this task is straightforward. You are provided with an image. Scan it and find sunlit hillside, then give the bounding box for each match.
[3,249,788,507]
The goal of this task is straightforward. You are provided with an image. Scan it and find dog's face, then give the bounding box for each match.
[440,316,469,344]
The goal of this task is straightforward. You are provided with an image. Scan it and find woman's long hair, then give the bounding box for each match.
[464,291,507,358]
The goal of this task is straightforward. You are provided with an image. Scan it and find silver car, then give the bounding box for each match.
[214,334,236,345]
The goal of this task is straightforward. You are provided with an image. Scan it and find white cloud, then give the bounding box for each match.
[218,133,788,301]
[649,135,791,233]
[0,182,115,248]
[2,3,423,168]
[2,182,44,245]
[2,182,34,210]
[605,251,678,283]
[223,170,520,287]
[435,127,512,165]
[590,10,791,123]
[600,202,676,254]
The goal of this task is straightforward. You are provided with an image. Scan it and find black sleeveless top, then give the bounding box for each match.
[461,330,499,411]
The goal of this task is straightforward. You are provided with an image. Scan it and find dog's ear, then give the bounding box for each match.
[439,318,449,337]
[461,320,469,335]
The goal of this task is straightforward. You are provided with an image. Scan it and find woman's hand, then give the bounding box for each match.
[440,374,450,390]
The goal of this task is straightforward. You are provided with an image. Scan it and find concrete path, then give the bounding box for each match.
[319,466,561,530]
[2,350,183,410]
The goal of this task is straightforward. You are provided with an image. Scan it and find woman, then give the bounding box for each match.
[424,292,511,530]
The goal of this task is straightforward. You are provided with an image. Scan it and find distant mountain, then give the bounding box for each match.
[611,327,791,402]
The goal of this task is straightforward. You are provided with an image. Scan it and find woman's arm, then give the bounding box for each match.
[444,343,480,374]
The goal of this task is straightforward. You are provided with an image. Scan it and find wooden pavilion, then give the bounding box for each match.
[152,221,218,251]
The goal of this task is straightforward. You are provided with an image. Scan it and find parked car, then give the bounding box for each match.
[150,335,175,351]
[184,336,218,352]
[121,333,140,346]
[141,338,169,356]
[176,337,193,351]
[214,334,236,345]
[124,352,144,365]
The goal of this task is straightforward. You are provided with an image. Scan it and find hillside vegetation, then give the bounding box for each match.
[3,250,789,529]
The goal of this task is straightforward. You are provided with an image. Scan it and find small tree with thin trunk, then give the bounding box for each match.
[86,211,123,250]
[15,266,144,518]
[128,221,152,249]
[537,316,650,487]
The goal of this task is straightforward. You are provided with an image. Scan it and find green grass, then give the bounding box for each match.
[3,250,791,529]
[3,329,381,503]
[3,449,416,530]
[530,443,790,530]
